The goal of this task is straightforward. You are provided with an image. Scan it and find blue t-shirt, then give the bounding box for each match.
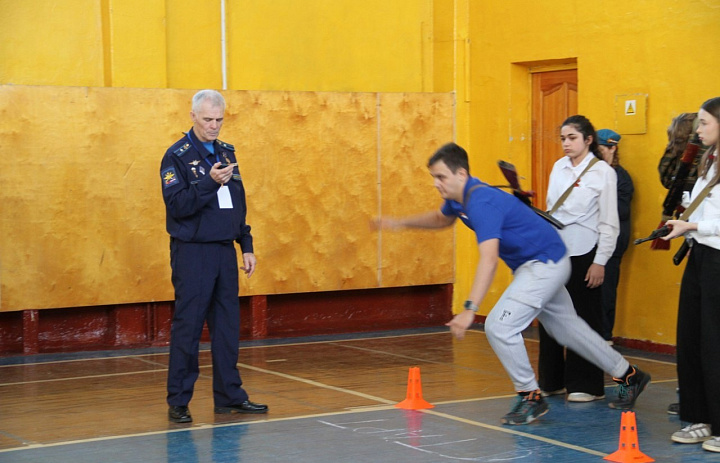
[441,178,566,271]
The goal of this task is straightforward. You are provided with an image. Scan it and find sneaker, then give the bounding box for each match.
[541,388,566,398]
[609,365,650,409]
[567,392,605,402]
[672,423,712,444]
[667,402,680,415]
[502,391,549,425]
[703,437,720,452]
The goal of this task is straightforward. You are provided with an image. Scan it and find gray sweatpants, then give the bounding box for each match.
[484,254,629,392]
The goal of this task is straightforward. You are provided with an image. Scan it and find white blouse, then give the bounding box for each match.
[546,153,619,265]
[686,160,720,250]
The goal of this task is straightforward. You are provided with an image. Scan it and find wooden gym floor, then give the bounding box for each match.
[0,326,714,462]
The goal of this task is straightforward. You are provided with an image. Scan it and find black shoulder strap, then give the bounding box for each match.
[463,184,485,207]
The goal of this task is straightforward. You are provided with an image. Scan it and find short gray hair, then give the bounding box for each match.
[192,89,225,112]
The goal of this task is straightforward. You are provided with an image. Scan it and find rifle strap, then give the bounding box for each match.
[463,184,485,207]
[548,157,600,216]
[678,181,715,221]
[463,182,564,229]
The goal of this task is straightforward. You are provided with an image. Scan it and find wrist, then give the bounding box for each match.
[463,300,479,312]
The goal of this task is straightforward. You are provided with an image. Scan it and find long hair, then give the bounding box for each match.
[611,147,621,168]
[665,113,697,158]
[561,115,599,157]
[698,97,720,186]
[659,112,699,189]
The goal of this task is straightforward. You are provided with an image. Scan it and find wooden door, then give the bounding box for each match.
[531,69,578,209]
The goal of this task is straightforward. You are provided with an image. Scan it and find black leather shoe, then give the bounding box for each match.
[215,400,269,414]
[168,405,192,423]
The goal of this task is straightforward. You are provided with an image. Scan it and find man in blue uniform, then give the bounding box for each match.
[373,142,650,425]
[160,89,267,423]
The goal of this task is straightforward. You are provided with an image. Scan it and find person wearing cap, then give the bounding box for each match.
[596,129,634,344]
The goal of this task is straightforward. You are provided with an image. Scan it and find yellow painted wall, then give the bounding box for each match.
[0,86,453,311]
[227,0,434,92]
[0,0,455,312]
[0,0,105,86]
[2,0,718,345]
[463,0,720,345]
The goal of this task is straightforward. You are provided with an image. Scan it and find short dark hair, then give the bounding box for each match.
[561,115,599,155]
[427,142,470,174]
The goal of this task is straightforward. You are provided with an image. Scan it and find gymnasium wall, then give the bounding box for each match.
[2,0,720,348]
[463,0,720,345]
[0,86,454,311]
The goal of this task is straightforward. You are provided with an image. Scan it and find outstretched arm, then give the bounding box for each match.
[371,210,456,231]
[446,238,499,339]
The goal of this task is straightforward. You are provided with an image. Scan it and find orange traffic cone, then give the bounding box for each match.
[395,367,434,410]
[604,411,654,463]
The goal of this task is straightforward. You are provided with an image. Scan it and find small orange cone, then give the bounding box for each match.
[604,411,654,463]
[395,367,434,410]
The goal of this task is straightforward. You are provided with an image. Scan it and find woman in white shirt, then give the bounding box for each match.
[663,97,720,453]
[538,115,620,403]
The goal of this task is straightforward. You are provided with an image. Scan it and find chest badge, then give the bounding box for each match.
[189,159,201,166]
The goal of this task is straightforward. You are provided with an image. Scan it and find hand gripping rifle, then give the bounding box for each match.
[634,224,689,265]
[496,160,565,229]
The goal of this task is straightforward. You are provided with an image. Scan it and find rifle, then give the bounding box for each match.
[496,160,565,229]
[634,223,690,265]
[645,134,703,250]
[634,225,670,245]
[673,241,690,266]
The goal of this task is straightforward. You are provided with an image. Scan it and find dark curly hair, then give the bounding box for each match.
[561,115,599,156]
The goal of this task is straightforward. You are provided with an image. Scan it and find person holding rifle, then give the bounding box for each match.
[662,97,720,453]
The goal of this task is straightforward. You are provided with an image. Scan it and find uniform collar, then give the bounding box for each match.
[186,128,214,157]
[561,152,597,170]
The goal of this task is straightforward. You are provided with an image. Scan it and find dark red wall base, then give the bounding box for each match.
[0,284,453,356]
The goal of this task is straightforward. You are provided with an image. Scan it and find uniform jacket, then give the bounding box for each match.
[160,129,253,253]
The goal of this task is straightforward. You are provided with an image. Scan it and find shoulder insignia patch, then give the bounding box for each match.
[173,143,191,158]
[217,139,235,151]
[162,167,181,188]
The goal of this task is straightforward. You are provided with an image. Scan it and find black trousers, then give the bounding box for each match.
[166,240,248,407]
[538,248,605,396]
[677,242,720,435]
[601,254,622,341]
